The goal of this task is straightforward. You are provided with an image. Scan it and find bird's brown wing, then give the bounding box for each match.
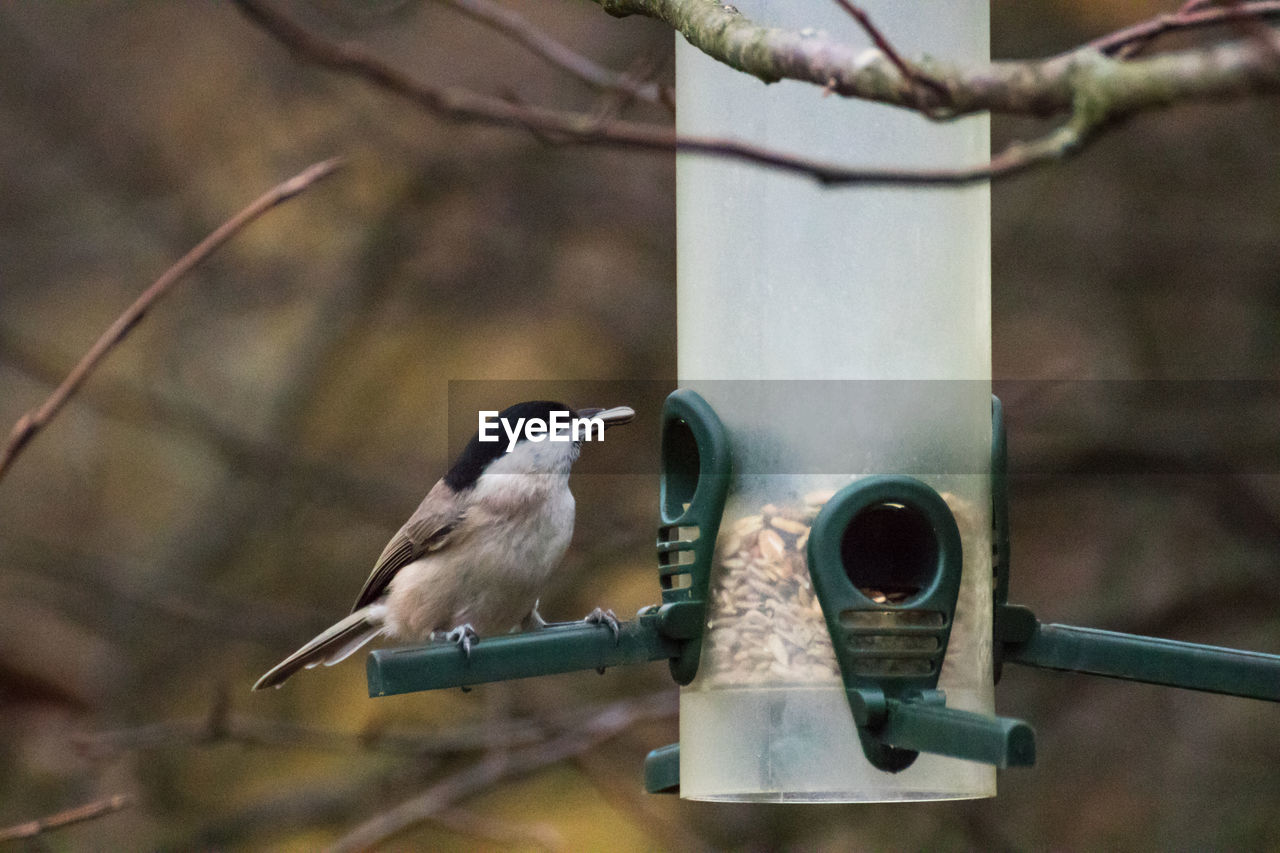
[351,482,463,612]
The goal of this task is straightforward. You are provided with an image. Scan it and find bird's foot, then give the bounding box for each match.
[583,608,620,642]
[444,623,479,658]
[520,601,548,632]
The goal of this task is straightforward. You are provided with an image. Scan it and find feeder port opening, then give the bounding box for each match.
[841,500,941,606]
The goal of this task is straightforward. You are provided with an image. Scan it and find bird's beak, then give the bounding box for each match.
[576,405,635,428]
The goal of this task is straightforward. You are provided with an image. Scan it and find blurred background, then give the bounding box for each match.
[1,0,1277,849]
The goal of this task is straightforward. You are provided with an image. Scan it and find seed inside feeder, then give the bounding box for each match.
[698,491,980,689]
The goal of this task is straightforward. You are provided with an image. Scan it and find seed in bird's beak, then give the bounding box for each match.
[576,405,635,428]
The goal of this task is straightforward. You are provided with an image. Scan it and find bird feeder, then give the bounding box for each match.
[671,0,995,801]
[362,0,1279,807]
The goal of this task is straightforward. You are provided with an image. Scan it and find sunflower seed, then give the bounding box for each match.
[770,516,808,536]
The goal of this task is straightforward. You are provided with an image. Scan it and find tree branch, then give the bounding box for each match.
[1089,0,1280,59]
[232,0,1280,190]
[326,692,675,853]
[0,795,133,843]
[0,157,344,483]
[78,690,673,760]
[831,0,950,110]
[595,0,1280,117]
[76,710,548,760]
[442,0,670,109]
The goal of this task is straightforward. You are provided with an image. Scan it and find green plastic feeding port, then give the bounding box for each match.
[807,476,1034,772]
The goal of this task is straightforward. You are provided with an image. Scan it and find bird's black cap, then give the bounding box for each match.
[444,401,570,491]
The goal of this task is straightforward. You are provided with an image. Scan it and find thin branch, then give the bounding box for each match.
[232,0,1280,190]
[326,692,676,853]
[77,711,547,760]
[1112,0,1229,59]
[594,0,1280,116]
[224,0,1091,185]
[588,49,673,123]
[0,794,133,843]
[1226,0,1280,60]
[442,0,671,110]
[77,691,673,760]
[0,157,344,482]
[831,0,950,110]
[1087,0,1280,58]
[233,0,691,142]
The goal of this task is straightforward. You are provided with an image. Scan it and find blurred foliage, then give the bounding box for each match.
[1,0,1278,850]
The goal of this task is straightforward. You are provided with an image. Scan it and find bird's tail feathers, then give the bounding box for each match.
[252,604,386,690]
[317,620,384,667]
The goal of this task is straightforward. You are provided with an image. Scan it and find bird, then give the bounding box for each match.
[253,400,635,690]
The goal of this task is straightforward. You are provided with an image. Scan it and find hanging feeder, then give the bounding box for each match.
[670,0,997,802]
[365,0,1279,807]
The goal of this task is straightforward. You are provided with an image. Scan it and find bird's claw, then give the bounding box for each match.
[444,623,479,658]
[521,601,548,632]
[583,608,620,642]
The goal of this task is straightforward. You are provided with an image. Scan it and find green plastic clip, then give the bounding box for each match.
[653,388,731,685]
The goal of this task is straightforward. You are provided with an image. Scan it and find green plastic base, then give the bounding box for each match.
[643,742,681,794]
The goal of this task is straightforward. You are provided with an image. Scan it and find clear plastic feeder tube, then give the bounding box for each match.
[676,1,993,801]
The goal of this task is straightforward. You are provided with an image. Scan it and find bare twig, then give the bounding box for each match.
[442,0,671,110]
[0,336,414,527]
[1109,0,1225,59]
[78,691,674,761]
[0,794,133,843]
[227,0,1100,187]
[0,157,344,482]
[1088,0,1280,59]
[77,711,548,760]
[232,0,1280,190]
[1224,0,1280,60]
[233,0,691,149]
[831,0,951,109]
[327,692,676,853]
[588,49,672,123]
